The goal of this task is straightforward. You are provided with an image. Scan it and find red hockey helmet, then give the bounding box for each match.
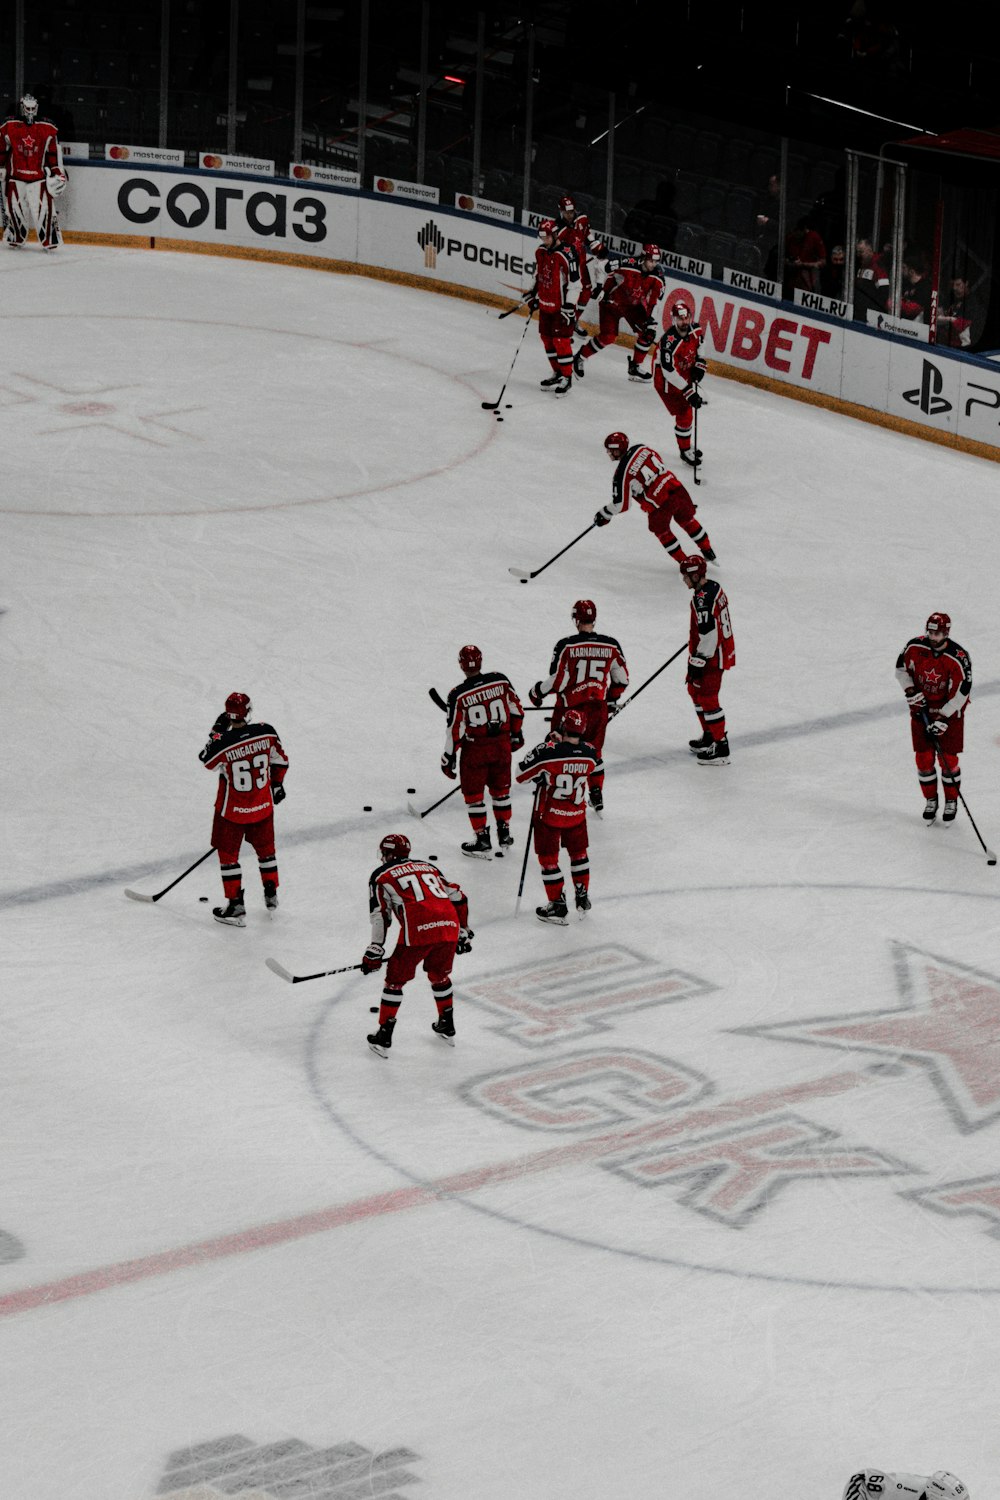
[379,833,411,864]
[604,431,629,460]
[671,299,693,324]
[224,691,252,720]
[642,243,662,261]
[558,194,576,213]
[561,708,587,737]
[926,612,951,637]
[679,555,708,583]
[458,644,483,673]
[538,217,558,239]
[572,598,597,625]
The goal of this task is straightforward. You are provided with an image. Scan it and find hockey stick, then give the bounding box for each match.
[921,712,997,863]
[515,781,542,915]
[482,311,533,409]
[124,848,216,903]
[427,687,545,713]
[609,643,687,720]
[265,957,363,984]
[408,784,463,820]
[508,522,597,582]
[692,402,701,486]
[497,293,533,320]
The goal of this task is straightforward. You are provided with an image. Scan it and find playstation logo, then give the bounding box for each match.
[903,360,952,416]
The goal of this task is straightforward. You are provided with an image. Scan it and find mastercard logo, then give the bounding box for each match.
[109,146,129,160]
[376,178,394,193]
[292,165,311,180]
[202,154,223,169]
[457,194,474,210]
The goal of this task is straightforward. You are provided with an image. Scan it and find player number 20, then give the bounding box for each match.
[231,754,270,791]
[554,772,588,804]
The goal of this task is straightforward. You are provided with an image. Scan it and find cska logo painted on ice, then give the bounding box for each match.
[902,359,952,416]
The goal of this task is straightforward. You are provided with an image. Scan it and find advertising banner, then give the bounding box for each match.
[359,201,534,296]
[722,266,780,300]
[794,287,849,320]
[61,142,89,159]
[371,177,440,203]
[866,309,930,343]
[290,163,359,188]
[886,344,960,433]
[106,144,184,165]
[200,152,275,177]
[454,193,514,222]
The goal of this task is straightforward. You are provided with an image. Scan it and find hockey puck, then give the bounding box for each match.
[520,578,527,584]
[429,854,437,860]
[496,416,504,422]
[363,805,372,811]
[198,896,208,902]
[407,787,416,793]
[505,403,512,409]
[370,1006,378,1013]
[989,857,997,866]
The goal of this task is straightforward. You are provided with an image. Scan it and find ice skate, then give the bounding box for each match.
[262,880,279,910]
[536,898,569,926]
[923,797,939,822]
[462,828,493,859]
[696,736,730,766]
[431,1007,456,1046]
[213,891,246,927]
[367,1019,395,1058]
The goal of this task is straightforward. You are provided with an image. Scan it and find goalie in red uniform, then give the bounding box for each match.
[655,298,707,466]
[527,218,576,395]
[0,95,67,250]
[596,432,717,568]
[516,710,603,924]
[895,612,972,823]
[442,643,524,860]
[199,692,289,925]
[528,599,628,815]
[574,244,664,382]
[362,833,471,1056]
[681,556,735,765]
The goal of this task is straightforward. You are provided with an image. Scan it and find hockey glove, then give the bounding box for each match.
[510,729,524,750]
[46,170,68,197]
[528,682,546,708]
[691,364,706,383]
[683,385,704,408]
[524,291,538,311]
[441,751,458,779]
[593,510,612,527]
[928,717,949,736]
[457,927,474,956]
[905,687,926,710]
[271,782,287,804]
[361,942,385,975]
[559,303,576,329]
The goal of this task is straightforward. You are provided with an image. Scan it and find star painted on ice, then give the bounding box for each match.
[0,372,201,447]
[732,943,1000,1133]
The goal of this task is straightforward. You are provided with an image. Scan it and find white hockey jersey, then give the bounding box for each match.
[844,1473,929,1500]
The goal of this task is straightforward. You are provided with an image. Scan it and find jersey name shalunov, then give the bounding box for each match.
[224,736,272,761]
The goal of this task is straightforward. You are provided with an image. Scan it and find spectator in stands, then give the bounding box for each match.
[853,236,890,319]
[822,244,847,300]
[784,214,826,296]
[900,248,932,324]
[936,275,978,348]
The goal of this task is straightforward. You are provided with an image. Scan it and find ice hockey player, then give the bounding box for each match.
[554,193,600,331]
[0,95,67,250]
[596,431,717,568]
[442,644,525,859]
[198,692,289,925]
[574,244,664,382]
[527,599,628,815]
[526,218,577,395]
[895,612,972,823]
[842,1471,968,1500]
[655,297,707,467]
[515,710,602,923]
[362,833,472,1056]
[681,556,735,764]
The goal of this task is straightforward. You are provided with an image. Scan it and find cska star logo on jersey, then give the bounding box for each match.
[733,943,1000,1134]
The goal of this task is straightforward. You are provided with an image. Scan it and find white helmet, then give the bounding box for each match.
[927,1474,968,1500]
[20,94,38,122]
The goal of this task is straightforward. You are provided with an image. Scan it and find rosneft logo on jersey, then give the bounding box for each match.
[415,217,527,276]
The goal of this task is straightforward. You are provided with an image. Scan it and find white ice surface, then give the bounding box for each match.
[3,245,1000,1500]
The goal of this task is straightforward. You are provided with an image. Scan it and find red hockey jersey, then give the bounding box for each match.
[658,323,706,385]
[444,671,524,754]
[538,631,629,708]
[200,720,289,823]
[368,858,468,947]
[689,580,735,670]
[0,118,62,181]
[895,637,971,718]
[532,243,575,312]
[600,442,691,521]
[599,257,647,312]
[515,737,603,827]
